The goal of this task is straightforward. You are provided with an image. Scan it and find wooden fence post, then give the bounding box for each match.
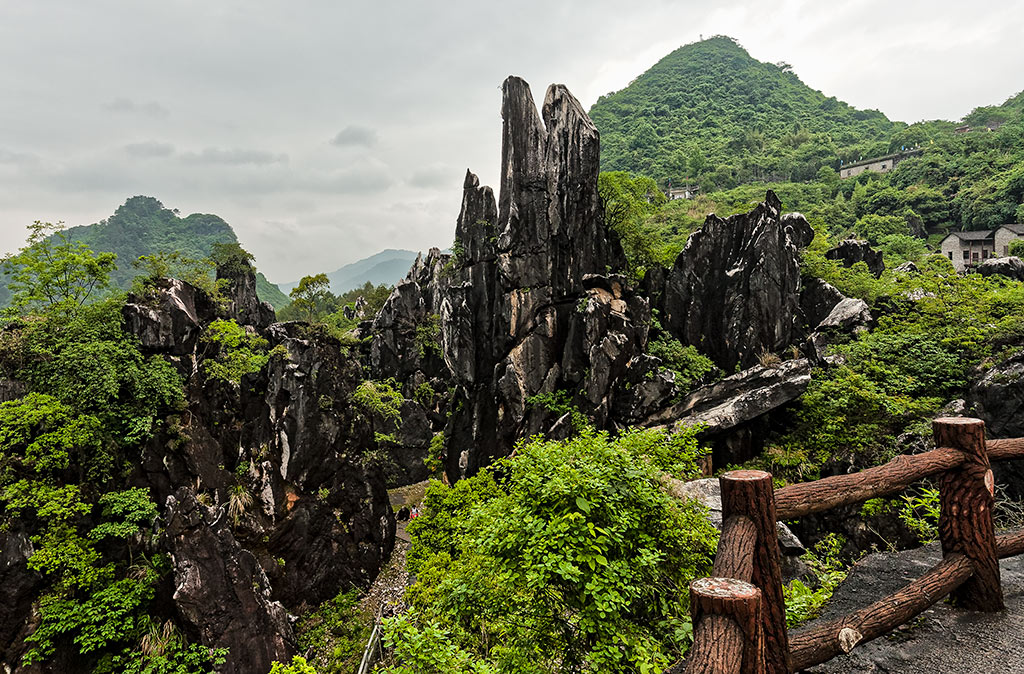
[933,417,1003,611]
[685,577,763,674]
[720,470,790,674]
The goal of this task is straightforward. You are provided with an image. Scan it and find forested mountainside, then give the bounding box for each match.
[589,36,898,185]
[591,36,1024,240]
[0,196,289,309]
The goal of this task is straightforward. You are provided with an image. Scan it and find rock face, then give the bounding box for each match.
[440,77,646,479]
[977,256,1024,282]
[825,239,885,278]
[967,352,1024,440]
[366,248,452,484]
[800,277,846,331]
[644,358,812,464]
[661,191,813,371]
[217,257,276,329]
[122,278,219,356]
[124,282,394,671]
[164,488,293,674]
[644,358,812,434]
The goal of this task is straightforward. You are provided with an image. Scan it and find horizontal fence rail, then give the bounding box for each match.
[679,417,1024,673]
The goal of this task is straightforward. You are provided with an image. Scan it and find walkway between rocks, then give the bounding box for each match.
[806,541,1024,673]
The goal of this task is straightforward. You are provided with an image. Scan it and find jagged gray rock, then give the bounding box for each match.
[122,278,219,356]
[800,277,847,331]
[440,77,644,480]
[644,358,812,436]
[825,239,885,278]
[217,256,276,329]
[662,192,814,371]
[977,256,1024,282]
[164,488,294,674]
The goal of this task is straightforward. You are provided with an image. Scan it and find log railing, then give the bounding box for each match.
[681,417,1024,673]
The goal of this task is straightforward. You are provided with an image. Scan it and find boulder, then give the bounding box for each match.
[977,256,1024,282]
[800,277,846,331]
[662,192,814,371]
[816,298,873,333]
[894,261,919,274]
[643,358,812,436]
[825,239,885,278]
[163,489,294,674]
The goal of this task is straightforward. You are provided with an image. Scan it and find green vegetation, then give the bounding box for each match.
[296,590,370,673]
[0,223,217,672]
[381,428,717,673]
[591,36,897,189]
[277,278,393,336]
[200,319,272,385]
[0,196,288,309]
[783,535,847,628]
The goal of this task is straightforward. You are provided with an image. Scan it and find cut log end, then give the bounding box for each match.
[721,469,772,482]
[933,416,985,427]
[692,577,760,601]
[838,627,863,653]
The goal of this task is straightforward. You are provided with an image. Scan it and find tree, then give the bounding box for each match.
[288,273,334,322]
[1,222,117,316]
[1009,239,1024,258]
[598,171,666,277]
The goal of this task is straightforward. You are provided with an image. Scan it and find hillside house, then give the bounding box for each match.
[940,224,1024,271]
[838,148,924,179]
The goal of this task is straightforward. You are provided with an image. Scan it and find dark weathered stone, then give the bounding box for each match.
[977,256,1024,282]
[0,524,41,667]
[122,278,219,356]
[800,277,846,331]
[825,239,885,278]
[644,358,812,437]
[217,257,276,329]
[662,192,813,371]
[163,488,294,674]
[439,77,643,480]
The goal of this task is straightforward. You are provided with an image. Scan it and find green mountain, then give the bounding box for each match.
[279,248,418,296]
[589,36,900,188]
[5,196,289,309]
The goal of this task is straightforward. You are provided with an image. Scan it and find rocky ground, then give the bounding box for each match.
[805,541,1024,673]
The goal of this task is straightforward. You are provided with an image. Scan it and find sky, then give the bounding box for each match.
[2,0,1022,283]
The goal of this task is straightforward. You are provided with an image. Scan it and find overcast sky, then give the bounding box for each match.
[2,0,1022,283]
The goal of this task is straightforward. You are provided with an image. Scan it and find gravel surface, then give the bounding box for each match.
[804,541,1024,673]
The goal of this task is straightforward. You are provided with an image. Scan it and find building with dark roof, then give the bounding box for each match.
[940,225,1024,271]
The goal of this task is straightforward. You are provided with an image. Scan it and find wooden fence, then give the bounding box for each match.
[681,417,1024,673]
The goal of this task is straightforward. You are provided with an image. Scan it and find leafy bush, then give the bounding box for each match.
[297,590,370,673]
[783,535,848,627]
[389,428,717,673]
[201,319,271,384]
[352,379,403,424]
[647,335,715,392]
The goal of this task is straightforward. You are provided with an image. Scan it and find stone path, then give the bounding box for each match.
[805,542,1024,673]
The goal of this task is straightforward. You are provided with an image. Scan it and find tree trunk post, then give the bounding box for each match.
[934,417,1003,611]
[719,470,790,674]
[685,577,763,674]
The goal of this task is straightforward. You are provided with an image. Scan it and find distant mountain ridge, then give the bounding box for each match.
[589,35,900,188]
[279,249,418,295]
[1,196,290,309]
